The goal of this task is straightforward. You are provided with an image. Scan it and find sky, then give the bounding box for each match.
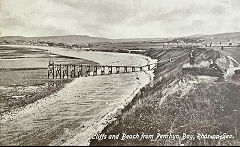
[0,0,240,39]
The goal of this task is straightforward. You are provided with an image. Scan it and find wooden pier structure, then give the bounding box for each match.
[47,61,156,79]
[47,52,189,79]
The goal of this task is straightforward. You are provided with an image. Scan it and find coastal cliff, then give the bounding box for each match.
[90,47,240,146]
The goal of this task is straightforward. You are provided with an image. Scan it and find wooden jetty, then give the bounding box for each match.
[47,61,157,79]
[47,53,188,79]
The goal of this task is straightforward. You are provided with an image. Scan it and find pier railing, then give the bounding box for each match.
[47,62,156,79]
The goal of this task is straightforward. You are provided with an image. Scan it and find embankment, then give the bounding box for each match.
[90,47,240,146]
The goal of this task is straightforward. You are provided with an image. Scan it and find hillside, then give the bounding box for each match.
[193,32,240,43]
[1,32,240,46]
[0,35,112,44]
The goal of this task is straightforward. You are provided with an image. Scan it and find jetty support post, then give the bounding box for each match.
[132,67,135,72]
[71,65,76,78]
[66,65,69,79]
[78,65,82,77]
[56,64,61,79]
[59,65,62,79]
[101,66,105,75]
[116,66,120,74]
[124,66,128,73]
[86,66,91,76]
[62,65,68,79]
[93,66,97,76]
[108,66,112,74]
[74,65,76,78]
[62,65,65,79]
[48,61,55,79]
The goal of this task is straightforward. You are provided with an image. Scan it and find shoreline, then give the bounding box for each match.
[61,70,155,146]
[57,50,157,146]
[0,45,98,115]
[0,44,157,146]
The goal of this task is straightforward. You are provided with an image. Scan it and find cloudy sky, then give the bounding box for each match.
[0,0,240,38]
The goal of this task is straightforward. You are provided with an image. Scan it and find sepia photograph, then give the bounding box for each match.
[0,0,240,146]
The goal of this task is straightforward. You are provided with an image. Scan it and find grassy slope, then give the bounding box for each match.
[90,47,240,146]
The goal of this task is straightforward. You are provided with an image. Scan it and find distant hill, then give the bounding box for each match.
[0,35,112,44]
[1,32,240,45]
[188,34,204,38]
[114,38,167,42]
[202,32,240,38]
[0,35,171,45]
[115,32,240,43]
[192,32,240,43]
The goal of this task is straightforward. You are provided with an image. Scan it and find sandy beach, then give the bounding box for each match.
[0,45,157,146]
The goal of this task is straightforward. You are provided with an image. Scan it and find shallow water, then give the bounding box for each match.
[2,45,153,66]
[0,45,157,146]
